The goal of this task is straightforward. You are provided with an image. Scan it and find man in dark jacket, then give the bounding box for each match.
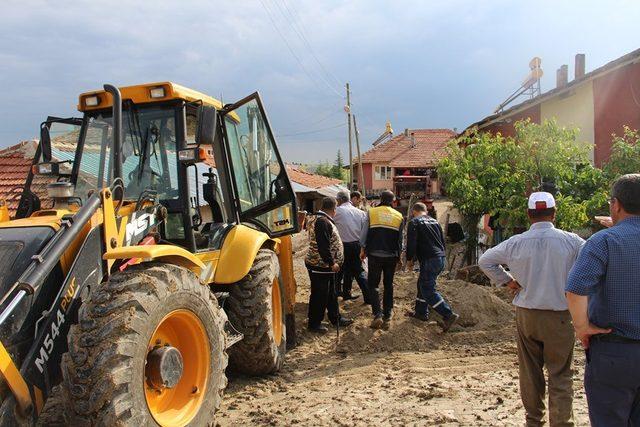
[360,190,404,329]
[406,202,459,332]
[305,197,353,333]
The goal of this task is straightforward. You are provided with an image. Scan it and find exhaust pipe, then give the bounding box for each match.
[103,84,123,181]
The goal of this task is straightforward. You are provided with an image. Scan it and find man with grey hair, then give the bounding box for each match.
[334,189,370,302]
[305,196,353,332]
[566,174,640,426]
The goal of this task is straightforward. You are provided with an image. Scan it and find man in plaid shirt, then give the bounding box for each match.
[566,174,640,426]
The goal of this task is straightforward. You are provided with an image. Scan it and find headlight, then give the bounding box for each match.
[149,87,165,99]
[84,96,100,107]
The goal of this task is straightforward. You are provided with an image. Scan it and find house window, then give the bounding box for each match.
[374,165,392,180]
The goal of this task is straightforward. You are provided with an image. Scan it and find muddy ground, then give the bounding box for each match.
[217,238,590,426]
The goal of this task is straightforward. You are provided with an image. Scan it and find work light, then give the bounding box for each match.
[84,96,100,107]
[149,87,166,99]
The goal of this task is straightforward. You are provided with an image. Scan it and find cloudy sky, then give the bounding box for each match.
[1,1,639,163]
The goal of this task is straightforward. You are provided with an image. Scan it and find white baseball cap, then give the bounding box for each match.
[528,192,556,210]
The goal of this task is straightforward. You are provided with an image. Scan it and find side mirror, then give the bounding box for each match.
[196,106,217,146]
[40,123,52,162]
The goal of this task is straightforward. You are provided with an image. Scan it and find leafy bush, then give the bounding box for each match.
[438,120,640,264]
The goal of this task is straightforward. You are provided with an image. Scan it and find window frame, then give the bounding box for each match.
[374,165,393,180]
[218,92,298,237]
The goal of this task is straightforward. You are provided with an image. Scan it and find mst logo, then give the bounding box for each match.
[35,277,78,373]
[125,212,156,245]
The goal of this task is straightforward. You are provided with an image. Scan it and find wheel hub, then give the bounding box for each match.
[146,345,184,390]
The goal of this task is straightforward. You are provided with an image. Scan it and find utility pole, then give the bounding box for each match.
[346,83,353,190]
[353,115,366,196]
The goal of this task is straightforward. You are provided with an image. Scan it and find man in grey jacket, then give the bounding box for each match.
[479,192,584,427]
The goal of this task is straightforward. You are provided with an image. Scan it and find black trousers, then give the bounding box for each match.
[307,268,340,327]
[585,337,640,426]
[341,241,370,300]
[368,255,397,318]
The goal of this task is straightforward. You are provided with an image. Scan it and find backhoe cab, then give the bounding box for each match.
[0,82,299,425]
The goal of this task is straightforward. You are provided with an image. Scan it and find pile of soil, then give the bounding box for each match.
[326,274,514,354]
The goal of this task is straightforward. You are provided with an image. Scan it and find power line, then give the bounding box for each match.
[274,0,344,96]
[279,136,346,144]
[349,98,382,131]
[258,0,342,100]
[276,122,346,138]
[278,107,343,131]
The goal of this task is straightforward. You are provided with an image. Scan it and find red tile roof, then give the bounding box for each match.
[0,141,56,216]
[286,165,342,189]
[359,129,455,167]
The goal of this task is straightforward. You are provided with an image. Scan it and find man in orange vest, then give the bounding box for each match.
[360,190,404,329]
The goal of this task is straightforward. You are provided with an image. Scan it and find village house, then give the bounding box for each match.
[465,48,640,166]
[286,164,347,213]
[353,127,456,202]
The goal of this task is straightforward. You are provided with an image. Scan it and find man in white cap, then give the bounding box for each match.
[479,192,584,427]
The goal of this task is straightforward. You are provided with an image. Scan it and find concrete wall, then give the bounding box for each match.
[593,61,640,166]
[540,80,596,162]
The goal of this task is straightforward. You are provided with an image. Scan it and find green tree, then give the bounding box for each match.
[603,126,640,179]
[510,119,594,231]
[439,120,602,265]
[330,149,345,180]
[586,126,640,220]
[438,131,521,264]
[315,160,332,178]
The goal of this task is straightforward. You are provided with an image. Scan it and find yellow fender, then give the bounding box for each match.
[213,224,279,284]
[104,245,206,276]
[0,341,34,414]
[0,199,9,223]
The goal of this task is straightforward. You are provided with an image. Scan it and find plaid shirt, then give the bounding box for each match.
[566,216,640,339]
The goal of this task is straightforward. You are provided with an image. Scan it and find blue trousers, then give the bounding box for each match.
[414,256,453,319]
[585,337,640,427]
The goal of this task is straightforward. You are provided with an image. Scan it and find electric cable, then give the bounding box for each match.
[276,122,346,138]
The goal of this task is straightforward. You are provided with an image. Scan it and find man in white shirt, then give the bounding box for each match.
[334,190,370,302]
[479,192,584,427]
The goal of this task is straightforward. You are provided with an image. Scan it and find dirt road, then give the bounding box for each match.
[217,244,590,426]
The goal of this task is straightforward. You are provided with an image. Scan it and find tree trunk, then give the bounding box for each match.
[463,214,481,266]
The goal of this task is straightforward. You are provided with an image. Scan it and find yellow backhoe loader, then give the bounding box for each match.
[0,82,300,425]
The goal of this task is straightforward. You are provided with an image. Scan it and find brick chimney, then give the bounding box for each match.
[404,128,409,137]
[556,64,568,88]
[575,53,585,79]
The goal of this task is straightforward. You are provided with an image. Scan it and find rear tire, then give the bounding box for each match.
[62,263,228,426]
[226,249,286,375]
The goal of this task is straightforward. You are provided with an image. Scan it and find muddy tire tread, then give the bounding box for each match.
[61,263,228,426]
[226,249,285,375]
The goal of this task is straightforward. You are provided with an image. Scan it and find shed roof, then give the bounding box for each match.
[285,165,343,189]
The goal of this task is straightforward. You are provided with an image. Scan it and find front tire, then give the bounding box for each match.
[62,263,228,426]
[226,249,286,375]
